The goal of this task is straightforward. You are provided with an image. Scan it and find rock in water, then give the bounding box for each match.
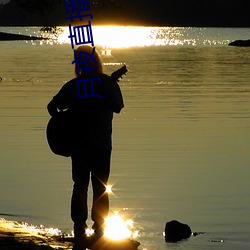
[164,220,192,242]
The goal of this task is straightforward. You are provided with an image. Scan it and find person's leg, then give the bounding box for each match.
[71,150,90,238]
[91,149,111,234]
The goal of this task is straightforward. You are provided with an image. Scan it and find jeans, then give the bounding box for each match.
[71,147,111,236]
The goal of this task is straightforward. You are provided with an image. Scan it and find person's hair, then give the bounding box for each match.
[74,45,103,76]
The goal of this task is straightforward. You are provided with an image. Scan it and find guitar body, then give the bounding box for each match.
[46,111,72,157]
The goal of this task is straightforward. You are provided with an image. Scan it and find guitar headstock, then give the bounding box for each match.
[110,65,128,82]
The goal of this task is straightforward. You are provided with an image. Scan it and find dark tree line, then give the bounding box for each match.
[1,0,249,26]
[9,0,64,13]
[0,0,65,25]
[0,0,131,26]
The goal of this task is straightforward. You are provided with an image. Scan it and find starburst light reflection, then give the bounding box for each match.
[104,212,139,241]
[105,185,113,194]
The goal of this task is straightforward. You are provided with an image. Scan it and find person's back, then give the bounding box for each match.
[51,71,123,150]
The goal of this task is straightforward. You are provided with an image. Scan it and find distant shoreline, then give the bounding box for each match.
[0,31,46,41]
[1,24,250,28]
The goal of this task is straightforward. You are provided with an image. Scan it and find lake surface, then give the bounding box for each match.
[0,26,250,249]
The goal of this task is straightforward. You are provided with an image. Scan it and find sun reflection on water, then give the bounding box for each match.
[49,26,196,47]
[105,184,113,194]
[83,211,139,241]
[54,26,155,47]
[42,26,230,48]
[104,211,139,241]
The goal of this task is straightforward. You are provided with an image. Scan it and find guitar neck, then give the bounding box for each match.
[110,65,128,82]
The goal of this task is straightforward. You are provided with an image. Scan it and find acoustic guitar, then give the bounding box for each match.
[46,65,127,157]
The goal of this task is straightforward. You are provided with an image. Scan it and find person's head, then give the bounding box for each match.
[74,45,103,76]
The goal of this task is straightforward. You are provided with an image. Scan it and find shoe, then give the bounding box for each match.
[74,223,88,238]
[74,234,90,250]
[73,242,86,250]
[73,223,89,249]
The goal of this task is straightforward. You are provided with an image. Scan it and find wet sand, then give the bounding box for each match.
[0,219,72,249]
[0,219,140,250]
[0,229,55,249]
[0,233,53,250]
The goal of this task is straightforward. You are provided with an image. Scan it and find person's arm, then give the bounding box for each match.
[47,81,73,116]
[47,99,58,117]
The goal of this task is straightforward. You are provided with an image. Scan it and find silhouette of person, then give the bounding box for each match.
[47,45,124,243]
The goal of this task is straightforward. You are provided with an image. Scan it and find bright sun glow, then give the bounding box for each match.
[55,26,154,48]
[104,212,138,241]
[47,26,198,48]
[105,185,113,193]
[85,227,95,237]
[93,26,153,48]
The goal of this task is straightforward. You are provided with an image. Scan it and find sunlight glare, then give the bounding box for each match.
[105,185,113,194]
[93,26,153,48]
[85,228,95,237]
[43,26,221,47]
[56,27,70,44]
[53,26,192,48]
[104,212,138,241]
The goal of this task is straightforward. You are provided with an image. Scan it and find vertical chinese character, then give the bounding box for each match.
[76,78,103,98]
[64,0,91,14]
[72,46,99,75]
[64,0,92,22]
[68,22,94,49]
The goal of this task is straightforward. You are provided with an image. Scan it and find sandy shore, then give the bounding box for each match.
[0,219,140,250]
[0,219,72,249]
[0,232,54,249]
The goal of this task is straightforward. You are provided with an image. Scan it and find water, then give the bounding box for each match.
[0,27,250,249]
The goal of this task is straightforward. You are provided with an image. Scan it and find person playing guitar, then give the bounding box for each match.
[47,45,125,247]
